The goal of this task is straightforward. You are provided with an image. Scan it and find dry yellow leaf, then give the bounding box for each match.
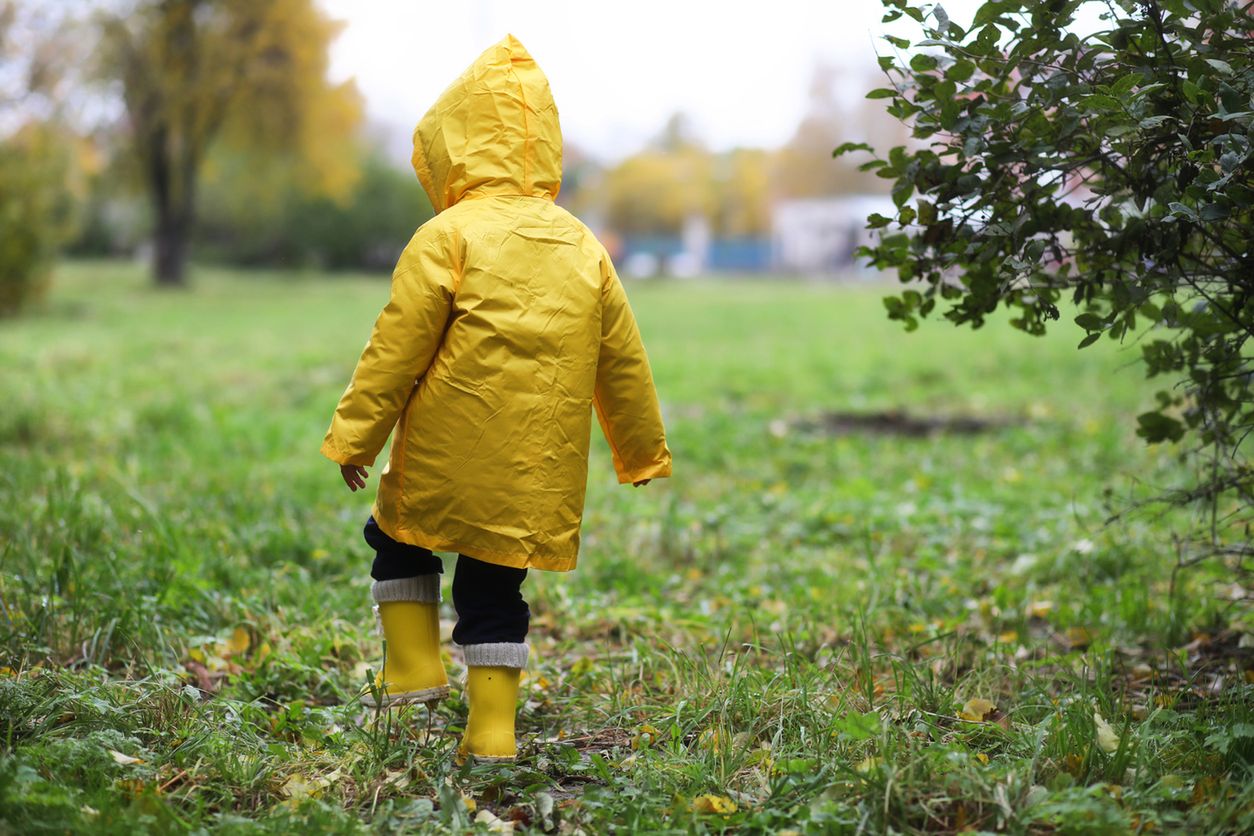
[281,773,325,801]
[474,808,513,833]
[225,626,251,656]
[975,752,989,764]
[1094,712,1121,753]
[698,728,724,752]
[691,794,737,815]
[1026,600,1055,619]
[109,750,144,766]
[854,756,883,773]
[1066,626,1095,648]
[632,723,661,750]
[959,697,997,722]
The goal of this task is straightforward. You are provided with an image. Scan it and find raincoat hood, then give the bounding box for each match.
[412,34,562,213]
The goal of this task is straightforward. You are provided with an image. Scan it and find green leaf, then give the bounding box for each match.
[1168,202,1198,221]
[910,53,939,72]
[1136,411,1185,443]
[1204,58,1233,75]
[833,142,874,157]
[866,88,899,100]
[1198,203,1230,221]
[1110,71,1142,97]
[892,178,915,208]
[946,59,976,82]
[1075,312,1105,331]
[1077,332,1101,349]
[1081,94,1123,113]
[972,1,1015,27]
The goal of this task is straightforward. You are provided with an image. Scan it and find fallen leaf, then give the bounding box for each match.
[698,728,723,752]
[1094,712,1121,753]
[691,794,737,815]
[1026,600,1054,619]
[1066,626,1095,649]
[854,756,883,773]
[1192,776,1218,805]
[281,773,329,802]
[959,697,996,722]
[225,626,251,656]
[474,809,514,833]
[109,750,144,766]
[632,723,660,750]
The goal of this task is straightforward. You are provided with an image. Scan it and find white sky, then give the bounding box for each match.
[319,0,998,164]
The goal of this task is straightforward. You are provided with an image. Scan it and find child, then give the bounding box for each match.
[321,34,671,762]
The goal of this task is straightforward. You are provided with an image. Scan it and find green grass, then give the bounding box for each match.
[1,260,1251,833]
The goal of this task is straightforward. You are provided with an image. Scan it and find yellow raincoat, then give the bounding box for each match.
[321,35,671,572]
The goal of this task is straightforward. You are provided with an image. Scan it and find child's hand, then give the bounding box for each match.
[633,479,651,487]
[340,464,369,492]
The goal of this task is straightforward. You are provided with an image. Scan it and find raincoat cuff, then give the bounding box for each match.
[462,642,529,669]
[615,459,672,485]
[320,436,375,467]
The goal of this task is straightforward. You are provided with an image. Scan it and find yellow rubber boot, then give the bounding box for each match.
[459,666,521,761]
[364,576,448,707]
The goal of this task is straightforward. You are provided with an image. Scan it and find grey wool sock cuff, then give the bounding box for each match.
[371,576,441,604]
[462,642,529,669]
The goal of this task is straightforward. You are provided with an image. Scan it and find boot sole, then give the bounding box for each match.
[361,684,450,708]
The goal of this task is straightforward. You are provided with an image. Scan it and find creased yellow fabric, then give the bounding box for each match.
[322,35,671,571]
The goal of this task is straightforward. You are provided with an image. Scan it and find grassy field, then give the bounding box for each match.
[1,261,1250,833]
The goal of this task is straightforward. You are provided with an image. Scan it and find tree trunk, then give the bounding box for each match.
[147,128,197,288]
[153,209,189,286]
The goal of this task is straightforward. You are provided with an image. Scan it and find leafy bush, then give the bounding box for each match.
[0,123,77,315]
[846,0,1254,556]
[196,149,433,271]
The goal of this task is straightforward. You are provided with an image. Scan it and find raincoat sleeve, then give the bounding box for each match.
[320,229,457,467]
[593,254,672,484]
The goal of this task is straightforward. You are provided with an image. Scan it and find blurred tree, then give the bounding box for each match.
[0,124,79,315]
[603,151,707,236]
[602,113,714,236]
[711,148,771,237]
[849,0,1254,574]
[197,145,432,269]
[0,0,86,314]
[773,64,892,198]
[99,0,362,286]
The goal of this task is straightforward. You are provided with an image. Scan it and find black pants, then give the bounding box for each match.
[364,517,529,646]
